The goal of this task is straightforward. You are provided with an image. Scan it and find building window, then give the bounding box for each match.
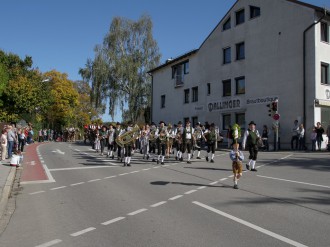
[223,17,231,31]
[223,47,231,64]
[236,9,245,25]
[235,113,245,132]
[223,80,231,97]
[161,95,165,108]
[192,86,198,102]
[207,83,211,95]
[236,42,245,60]
[321,63,329,84]
[321,22,329,43]
[184,89,190,103]
[172,60,189,87]
[236,77,245,94]
[223,114,231,130]
[192,116,198,127]
[250,6,260,19]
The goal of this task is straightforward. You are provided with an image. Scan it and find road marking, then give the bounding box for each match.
[70,182,85,186]
[101,216,126,226]
[130,171,140,174]
[143,168,151,171]
[150,201,167,207]
[88,179,102,182]
[228,175,234,178]
[163,164,170,167]
[127,208,148,216]
[49,166,118,171]
[50,186,67,191]
[185,190,197,194]
[43,164,56,182]
[119,173,129,176]
[29,191,45,195]
[197,186,207,190]
[169,195,183,200]
[192,201,308,247]
[220,178,228,181]
[257,175,330,189]
[74,149,80,151]
[27,161,36,166]
[153,166,160,169]
[104,175,117,179]
[70,227,96,237]
[209,181,218,185]
[35,239,62,247]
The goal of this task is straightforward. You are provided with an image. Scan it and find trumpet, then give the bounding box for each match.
[115,124,140,147]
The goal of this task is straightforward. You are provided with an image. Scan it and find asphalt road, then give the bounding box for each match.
[0,142,329,247]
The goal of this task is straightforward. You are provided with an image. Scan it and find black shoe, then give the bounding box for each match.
[179,157,183,161]
[251,168,257,172]
[196,157,201,159]
[210,159,214,163]
[152,159,156,162]
[157,160,159,164]
[234,184,238,189]
[127,163,131,167]
[206,157,209,162]
[111,155,114,159]
[187,161,191,164]
[161,162,164,165]
[123,163,126,167]
[175,156,178,160]
[147,155,149,160]
[246,164,250,170]
[120,158,123,163]
[191,155,194,158]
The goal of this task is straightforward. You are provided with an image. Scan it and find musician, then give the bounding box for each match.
[99,125,107,156]
[166,123,175,158]
[242,121,260,172]
[141,124,150,159]
[182,120,195,164]
[149,122,157,162]
[204,123,216,163]
[107,124,115,159]
[229,142,244,189]
[94,129,101,153]
[156,121,168,165]
[123,121,134,167]
[114,122,124,161]
[192,122,203,159]
[175,121,184,161]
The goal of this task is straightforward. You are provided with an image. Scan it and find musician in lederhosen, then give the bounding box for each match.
[123,121,134,167]
[114,122,124,161]
[141,124,150,159]
[175,121,184,161]
[242,121,260,172]
[204,123,216,163]
[99,125,107,156]
[166,123,175,158]
[107,124,115,159]
[156,121,168,165]
[149,122,157,162]
[192,122,203,159]
[182,120,195,164]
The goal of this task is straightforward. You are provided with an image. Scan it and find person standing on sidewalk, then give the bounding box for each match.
[242,121,260,172]
[291,120,299,151]
[1,129,8,161]
[315,122,324,151]
[7,126,16,159]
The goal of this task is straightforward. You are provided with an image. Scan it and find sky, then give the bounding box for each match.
[1,0,329,122]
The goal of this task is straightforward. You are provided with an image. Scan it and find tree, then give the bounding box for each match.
[80,14,161,122]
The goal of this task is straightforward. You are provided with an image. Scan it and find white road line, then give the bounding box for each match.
[130,171,140,174]
[35,239,62,247]
[49,166,117,171]
[219,178,228,181]
[192,201,308,247]
[153,166,160,169]
[43,164,56,182]
[70,182,85,186]
[88,179,102,182]
[101,217,126,226]
[143,168,151,171]
[70,227,96,237]
[184,190,197,195]
[169,195,183,200]
[74,149,80,151]
[228,175,234,178]
[163,164,170,167]
[209,181,218,185]
[127,208,148,216]
[104,175,117,179]
[197,186,207,190]
[50,186,67,191]
[119,173,129,176]
[150,201,167,207]
[29,191,45,195]
[257,175,330,189]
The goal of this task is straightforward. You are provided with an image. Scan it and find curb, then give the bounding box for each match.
[0,167,17,221]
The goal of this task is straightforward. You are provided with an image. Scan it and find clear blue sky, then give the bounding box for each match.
[1,0,328,122]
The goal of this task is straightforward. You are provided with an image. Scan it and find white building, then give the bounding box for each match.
[148,0,330,149]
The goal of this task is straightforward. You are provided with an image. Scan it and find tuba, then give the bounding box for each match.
[193,127,202,148]
[115,124,140,148]
[158,128,167,143]
[149,128,157,142]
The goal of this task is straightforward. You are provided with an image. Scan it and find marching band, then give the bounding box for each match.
[84,120,224,167]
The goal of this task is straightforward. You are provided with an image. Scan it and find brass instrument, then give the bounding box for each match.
[115,124,140,148]
[158,128,167,142]
[193,127,202,148]
[175,128,183,144]
[149,128,157,142]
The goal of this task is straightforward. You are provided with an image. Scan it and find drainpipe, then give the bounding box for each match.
[148,72,153,123]
[303,9,326,127]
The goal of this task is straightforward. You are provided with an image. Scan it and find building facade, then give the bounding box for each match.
[149,0,330,149]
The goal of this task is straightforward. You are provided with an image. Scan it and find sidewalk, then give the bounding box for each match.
[0,159,16,221]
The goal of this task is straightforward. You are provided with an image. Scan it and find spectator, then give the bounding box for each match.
[7,126,16,159]
[261,125,269,151]
[1,129,8,161]
[311,128,317,151]
[315,122,324,151]
[298,124,305,151]
[291,120,299,151]
[18,128,26,152]
[38,129,43,142]
[326,122,330,151]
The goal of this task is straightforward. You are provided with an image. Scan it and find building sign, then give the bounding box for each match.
[195,106,204,111]
[208,99,241,112]
[246,95,279,105]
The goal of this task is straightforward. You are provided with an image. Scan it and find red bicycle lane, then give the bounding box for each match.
[21,143,53,183]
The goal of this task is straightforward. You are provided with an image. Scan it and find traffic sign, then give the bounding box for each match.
[273,113,280,120]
